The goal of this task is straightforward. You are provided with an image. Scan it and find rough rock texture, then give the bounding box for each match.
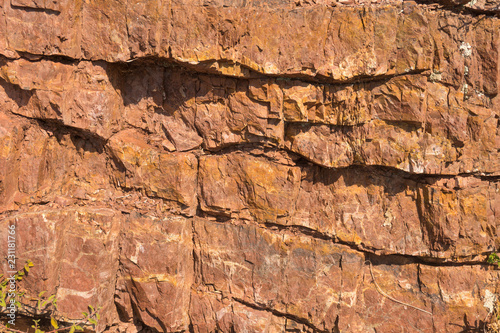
[0,0,499,332]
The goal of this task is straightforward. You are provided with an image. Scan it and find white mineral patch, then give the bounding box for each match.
[460,42,472,58]
[484,289,497,313]
[429,71,442,82]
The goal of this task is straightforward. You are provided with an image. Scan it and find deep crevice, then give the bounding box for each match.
[414,0,500,16]
[0,52,430,87]
[9,5,60,15]
[232,297,328,333]
[258,221,495,267]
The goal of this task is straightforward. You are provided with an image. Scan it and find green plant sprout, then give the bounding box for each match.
[487,253,500,269]
[1,260,100,333]
[0,260,32,310]
[485,253,500,332]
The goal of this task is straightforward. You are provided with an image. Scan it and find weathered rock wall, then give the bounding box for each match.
[0,0,499,332]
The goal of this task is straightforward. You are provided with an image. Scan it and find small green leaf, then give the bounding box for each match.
[488,253,500,264]
[0,298,6,307]
[38,291,46,298]
[75,325,84,331]
[50,316,59,329]
[89,318,97,325]
[89,305,94,313]
[69,325,76,333]
[82,311,88,317]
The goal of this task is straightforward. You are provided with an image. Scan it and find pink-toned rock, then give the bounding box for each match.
[107,128,198,214]
[0,0,498,332]
[0,0,496,87]
[198,152,301,221]
[115,214,193,332]
[193,218,500,332]
[291,166,499,258]
[0,208,122,329]
[192,218,358,331]
[0,59,122,138]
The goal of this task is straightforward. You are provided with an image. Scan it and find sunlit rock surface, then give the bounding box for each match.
[0,0,499,331]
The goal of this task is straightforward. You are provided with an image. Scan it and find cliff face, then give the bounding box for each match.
[0,0,499,332]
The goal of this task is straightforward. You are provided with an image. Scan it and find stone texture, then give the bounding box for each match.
[192,219,500,332]
[114,214,193,332]
[198,152,301,221]
[0,208,122,328]
[0,0,499,332]
[107,128,199,215]
[0,58,122,138]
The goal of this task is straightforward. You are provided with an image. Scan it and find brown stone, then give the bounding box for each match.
[0,0,499,332]
[115,214,193,332]
[0,208,122,329]
[198,152,301,221]
[107,129,198,215]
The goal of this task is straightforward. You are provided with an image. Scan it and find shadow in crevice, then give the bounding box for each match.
[0,64,106,155]
[365,250,493,268]
[32,118,107,155]
[299,163,417,197]
[448,313,488,333]
[0,75,33,109]
[10,4,61,15]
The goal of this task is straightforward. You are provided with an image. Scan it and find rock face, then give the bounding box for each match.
[0,0,499,332]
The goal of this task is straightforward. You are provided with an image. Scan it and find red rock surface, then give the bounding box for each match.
[0,0,499,332]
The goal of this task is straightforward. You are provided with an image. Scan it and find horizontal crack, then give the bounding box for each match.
[258,221,494,267]
[232,297,328,333]
[415,0,500,16]
[10,5,61,15]
[4,89,498,182]
[0,51,431,87]
[197,142,500,180]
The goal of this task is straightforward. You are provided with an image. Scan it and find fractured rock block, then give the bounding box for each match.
[10,0,60,12]
[107,129,198,214]
[198,152,300,221]
[0,208,122,329]
[115,215,193,332]
[193,218,364,331]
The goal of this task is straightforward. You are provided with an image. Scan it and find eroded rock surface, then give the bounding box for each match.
[0,0,499,332]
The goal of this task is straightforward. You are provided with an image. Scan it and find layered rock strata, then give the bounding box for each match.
[0,0,499,332]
